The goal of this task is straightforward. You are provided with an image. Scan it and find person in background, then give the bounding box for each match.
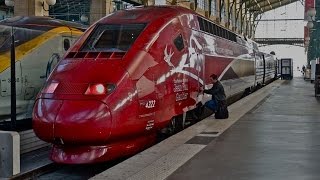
[202,74,226,113]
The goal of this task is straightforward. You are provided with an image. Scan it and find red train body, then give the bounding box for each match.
[33,6,276,164]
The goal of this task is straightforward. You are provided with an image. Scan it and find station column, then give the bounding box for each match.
[90,0,113,24]
[14,0,49,16]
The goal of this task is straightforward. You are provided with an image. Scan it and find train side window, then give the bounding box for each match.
[64,39,70,51]
[174,34,184,51]
[218,27,222,37]
[202,20,207,31]
[213,24,217,35]
[209,22,214,34]
[198,17,204,30]
[206,20,210,34]
[252,42,259,50]
[216,26,219,36]
[231,33,236,42]
[221,29,224,38]
[226,30,230,40]
[205,21,210,33]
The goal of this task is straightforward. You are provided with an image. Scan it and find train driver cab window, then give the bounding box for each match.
[63,39,70,51]
[81,23,146,52]
[0,25,43,54]
[174,34,184,51]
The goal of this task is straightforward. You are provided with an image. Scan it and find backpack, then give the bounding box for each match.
[215,100,229,119]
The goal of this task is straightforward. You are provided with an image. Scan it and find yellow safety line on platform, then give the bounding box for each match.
[0,27,82,73]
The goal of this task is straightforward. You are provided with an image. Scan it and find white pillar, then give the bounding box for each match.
[0,131,20,178]
[90,0,113,24]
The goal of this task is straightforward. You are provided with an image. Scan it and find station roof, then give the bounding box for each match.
[121,0,301,15]
[242,0,301,14]
[49,0,90,15]
[0,0,302,19]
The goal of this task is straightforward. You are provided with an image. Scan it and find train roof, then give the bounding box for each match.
[97,6,256,47]
[98,6,193,24]
[0,16,87,31]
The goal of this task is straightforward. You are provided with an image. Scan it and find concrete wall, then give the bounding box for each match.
[0,131,20,178]
[14,0,49,17]
[90,0,113,24]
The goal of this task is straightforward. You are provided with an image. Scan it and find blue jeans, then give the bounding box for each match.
[205,99,218,112]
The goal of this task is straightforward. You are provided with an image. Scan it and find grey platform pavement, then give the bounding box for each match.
[167,77,320,180]
[90,78,305,180]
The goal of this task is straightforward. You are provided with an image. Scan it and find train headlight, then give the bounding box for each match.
[85,84,115,95]
[43,82,59,94]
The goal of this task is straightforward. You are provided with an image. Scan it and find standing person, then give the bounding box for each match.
[202,74,228,119]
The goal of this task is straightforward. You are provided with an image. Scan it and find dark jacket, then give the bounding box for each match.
[203,81,226,101]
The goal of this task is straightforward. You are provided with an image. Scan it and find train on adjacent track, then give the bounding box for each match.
[33,6,277,164]
[0,16,85,125]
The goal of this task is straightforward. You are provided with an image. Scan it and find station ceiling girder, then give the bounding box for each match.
[241,0,300,13]
[249,0,299,13]
[119,0,301,36]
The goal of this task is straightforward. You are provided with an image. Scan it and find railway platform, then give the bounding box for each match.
[92,77,320,180]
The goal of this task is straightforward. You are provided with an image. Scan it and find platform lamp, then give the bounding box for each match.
[305,36,311,49]
[4,0,17,128]
[306,8,316,29]
[5,0,14,18]
[80,14,89,24]
[307,7,318,64]
[5,0,14,7]
[41,0,56,11]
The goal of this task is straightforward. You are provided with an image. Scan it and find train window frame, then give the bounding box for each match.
[207,21,211,33]
[80,23,147,52]
[213,24,217,35]
[225,30,229,40]
[203,20,207,32]
[198,18,204,31]
[173,34,185,51]
[209,22,214,34]
[204,20,209,32]
[63,39,70,51]
[223,29,227,39]
[218,26,222,37]
[196,16,238,43]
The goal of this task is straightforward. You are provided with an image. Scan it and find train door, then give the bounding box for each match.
[172,32,190,127]
[262,54,266,84]
[0,61,22,97]
[136,74,157,133]
[191,31,204,100]
[62,37,72,52]
[255,52,264,86]
[253,50,257,87]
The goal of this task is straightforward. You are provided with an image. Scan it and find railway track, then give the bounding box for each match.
[0,118,32,131]
[12,158,126,180]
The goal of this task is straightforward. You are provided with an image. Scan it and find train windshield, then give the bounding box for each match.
[81,24,146,52]
[0,25,44,54]
[0,26,11,53]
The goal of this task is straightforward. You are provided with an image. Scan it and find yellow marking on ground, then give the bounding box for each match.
[0,27,82,73]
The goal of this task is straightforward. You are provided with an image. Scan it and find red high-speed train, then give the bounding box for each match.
[33,6,276,164]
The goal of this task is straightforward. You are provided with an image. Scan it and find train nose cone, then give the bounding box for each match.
[54,100,112,144]
[33,99,63,142]
[33,99,112,144]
